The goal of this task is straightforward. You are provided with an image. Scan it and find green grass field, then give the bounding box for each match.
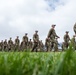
[0,43,75,75]
[0,49,76,75]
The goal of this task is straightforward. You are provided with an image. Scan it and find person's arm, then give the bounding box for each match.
[47,29,53,38]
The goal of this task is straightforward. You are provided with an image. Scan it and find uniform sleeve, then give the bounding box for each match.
[53,30,59,37]
[47,29,53,38]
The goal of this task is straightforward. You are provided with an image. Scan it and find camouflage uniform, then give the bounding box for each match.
[71,35,76,50]
[3,39,8,51]
[73,23,76,34]
[20,41,26,51]
[8,38,13,51]
[64,31,70,49]
[31,31,39,52]
[38,40,44,52]
[0,40,4,51]
[62,42,65,51]
[28,39,33,50]
[47,25,59,51]
[45,38,51,52]
[54,38,59,51]
[22,33,28,50]
[15,36,20,51]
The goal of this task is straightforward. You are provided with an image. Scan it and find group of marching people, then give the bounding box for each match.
[0,23,76,52]
[0,33,44,52]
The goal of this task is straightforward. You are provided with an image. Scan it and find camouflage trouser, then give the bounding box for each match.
[20,45,25,51]
[62,43,65,51]
[28,45,32,51]
[46,45,51,52]
[4,46,8,52]
[24,42,28,51]
[8,45,14,51]
[65,42,69,49]
[39,46,44,52]
[62,42,69,50]
[72,42,76,50]
[45,42,51,52]
[54,43,58,51]
[15,45,19,51]
[31,42,38,52]
[51,38,58,51]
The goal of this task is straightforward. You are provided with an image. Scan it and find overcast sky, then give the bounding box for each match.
[0,0,76,43]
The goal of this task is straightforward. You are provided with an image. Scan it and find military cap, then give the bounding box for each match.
[17,36,19,38]
[35,30,38,32]
[10,37,12,39]
[66,31,69,33]
[25,33,28,35]
[52,24,56,27]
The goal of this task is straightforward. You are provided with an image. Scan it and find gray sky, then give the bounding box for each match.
[0,0,76,43]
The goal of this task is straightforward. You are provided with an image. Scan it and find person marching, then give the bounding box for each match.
[47,25,60,51]
[22,33,28,51]
[8,37,13,51]
[63,31,70,49]
[45,37,51,52]
[31,30,39,52]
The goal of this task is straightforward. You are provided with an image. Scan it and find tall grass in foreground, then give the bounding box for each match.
[0,43,76,75]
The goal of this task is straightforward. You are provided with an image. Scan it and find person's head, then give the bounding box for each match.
[66,31,69,35]
[17,36,19,39]
[10,37,12,40]
[52,24,56,29]
[35,30,38,34]
[25,33,28,36]
[30,39,31,41]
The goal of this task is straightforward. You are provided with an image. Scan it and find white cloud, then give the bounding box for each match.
[0,0,76,43]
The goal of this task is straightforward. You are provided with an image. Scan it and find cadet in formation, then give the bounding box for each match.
[0,40,4,51]
[4,39,8,51]
[8,37,13,51]
[22,33,28,51]
[54,37,59,51]
[47,25,60,51]
[45,37,51,52]
[14,36,20,51]
[31,30,39,52]
[38,40,44,51]
[63,31,70,49]
[28,39,33,51]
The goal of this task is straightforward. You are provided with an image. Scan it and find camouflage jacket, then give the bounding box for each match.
[8,40,13,46]
[64,34,70,42]
[15,39,20,45]
[48,28,58,39]
[23,36,28,42]
[33,33,39,43]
